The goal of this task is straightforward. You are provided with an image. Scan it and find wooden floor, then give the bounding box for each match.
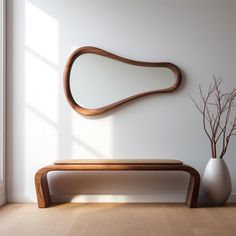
[0,203,236,236]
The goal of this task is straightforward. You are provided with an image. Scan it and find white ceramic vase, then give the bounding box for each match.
[203,158,231,206]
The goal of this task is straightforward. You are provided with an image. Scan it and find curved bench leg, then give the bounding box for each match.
[35,164,201,208]
[35,170,51,208]
[185,171,200,208]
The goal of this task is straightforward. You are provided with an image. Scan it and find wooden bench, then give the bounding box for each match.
[35,159,200,208]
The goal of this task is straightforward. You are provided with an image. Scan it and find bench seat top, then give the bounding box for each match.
[53,159,183,165]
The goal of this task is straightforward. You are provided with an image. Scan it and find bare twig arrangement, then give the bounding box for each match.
[190,76,236,159]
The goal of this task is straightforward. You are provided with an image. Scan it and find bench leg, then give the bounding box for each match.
[185,172,200,208]
[35,171,51,208]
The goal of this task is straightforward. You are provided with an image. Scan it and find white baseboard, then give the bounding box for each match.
[51,194,186,203]
[7,193,236,204]
[7,193,186,203]
[7,193,36,203]
[228,194,236,202]
[52,194,236,203]
[0,194,6,206]
[197,194,236,203]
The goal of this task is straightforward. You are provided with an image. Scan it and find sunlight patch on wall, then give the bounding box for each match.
[25,1,58,64]
[71,113,113,158]
[24,0,60,195]
[25,51,58,122]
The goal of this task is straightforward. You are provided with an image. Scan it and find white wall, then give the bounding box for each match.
[7,0,236,203]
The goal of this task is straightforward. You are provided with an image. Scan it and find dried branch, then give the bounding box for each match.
[191,77,236,159]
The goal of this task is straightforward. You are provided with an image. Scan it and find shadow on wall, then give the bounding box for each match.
[8,0,194,202]
[49,171,189,203]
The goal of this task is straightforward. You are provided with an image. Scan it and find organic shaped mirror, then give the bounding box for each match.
[64,46,181,116]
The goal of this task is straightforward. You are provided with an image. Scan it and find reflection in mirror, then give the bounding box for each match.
[64,47,181,116]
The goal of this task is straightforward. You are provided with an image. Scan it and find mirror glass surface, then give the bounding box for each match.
[70,53,177,109]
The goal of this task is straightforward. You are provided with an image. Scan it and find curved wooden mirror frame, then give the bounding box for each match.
[63,46,182,116]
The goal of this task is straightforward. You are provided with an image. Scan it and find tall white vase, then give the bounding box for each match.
[203,158,231,206]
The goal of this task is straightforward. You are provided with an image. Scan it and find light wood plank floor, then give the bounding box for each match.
[0,203,236,236]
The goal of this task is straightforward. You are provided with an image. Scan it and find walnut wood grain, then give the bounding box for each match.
[35,161,200,208]
[53,159,183,165]
[63,46,182,116]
